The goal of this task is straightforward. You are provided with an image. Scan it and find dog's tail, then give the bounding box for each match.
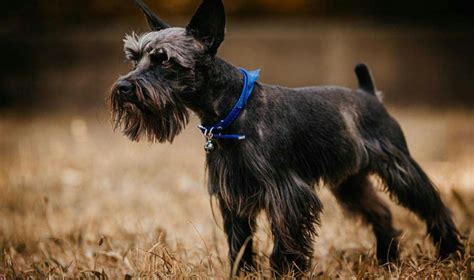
[355,63,383,102]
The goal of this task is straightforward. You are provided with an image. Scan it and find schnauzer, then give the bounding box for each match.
[109,0,463,276]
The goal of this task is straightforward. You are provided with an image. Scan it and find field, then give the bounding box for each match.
[0,108,472,279]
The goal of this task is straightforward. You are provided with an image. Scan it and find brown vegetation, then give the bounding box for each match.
[0,109,472,278]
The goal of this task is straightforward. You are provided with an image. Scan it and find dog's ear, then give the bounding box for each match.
[186,0,226,56]
[133,0,170,31]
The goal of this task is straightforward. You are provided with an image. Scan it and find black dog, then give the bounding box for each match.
[109,0,463,276]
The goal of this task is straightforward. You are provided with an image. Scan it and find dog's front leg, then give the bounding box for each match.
[266,173,322,277]
[218,197,256,276]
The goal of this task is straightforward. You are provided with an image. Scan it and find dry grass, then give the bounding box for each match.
[0,108,472,279]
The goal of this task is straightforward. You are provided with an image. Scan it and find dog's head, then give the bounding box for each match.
[109,0,226,143]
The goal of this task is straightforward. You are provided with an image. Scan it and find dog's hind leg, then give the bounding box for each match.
[366,138,463,259]
[331,172,400,263]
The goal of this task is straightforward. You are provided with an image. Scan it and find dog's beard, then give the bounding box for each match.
[109,77,189,143]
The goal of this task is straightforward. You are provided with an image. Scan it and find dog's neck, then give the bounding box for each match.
[184,57,245,126]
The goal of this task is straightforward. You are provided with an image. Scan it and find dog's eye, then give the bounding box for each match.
[125,50,139,62]
[126,55,139,69]
[150,48,170,65]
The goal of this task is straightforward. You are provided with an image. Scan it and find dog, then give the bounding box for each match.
[109,0,463,276]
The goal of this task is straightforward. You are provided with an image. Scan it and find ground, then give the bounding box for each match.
[0,108,472,279]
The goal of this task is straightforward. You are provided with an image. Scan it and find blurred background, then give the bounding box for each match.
[0,1,473,278]
[1,0,473,109]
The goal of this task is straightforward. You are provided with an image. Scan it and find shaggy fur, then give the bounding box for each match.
[109,0,464,276]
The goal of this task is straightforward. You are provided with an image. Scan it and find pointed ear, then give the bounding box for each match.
[186,0,226,55]
[133,0,170,31]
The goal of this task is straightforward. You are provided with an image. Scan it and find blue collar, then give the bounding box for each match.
[198,68,260,140]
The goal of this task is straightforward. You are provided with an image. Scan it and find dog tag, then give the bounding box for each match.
[204,139,215,153]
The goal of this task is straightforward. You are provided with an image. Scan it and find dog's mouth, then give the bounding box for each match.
[108,79,189,143]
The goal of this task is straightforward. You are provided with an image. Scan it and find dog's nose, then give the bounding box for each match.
[116,80,134,96]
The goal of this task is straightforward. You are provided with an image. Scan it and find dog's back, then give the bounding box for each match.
[242,65,391,183]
